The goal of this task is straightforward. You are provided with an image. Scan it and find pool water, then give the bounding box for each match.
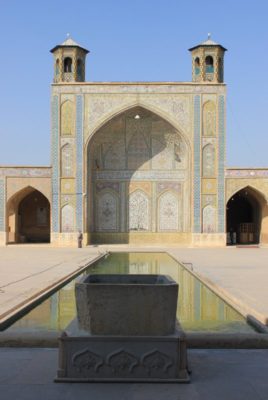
[4,252,254,334]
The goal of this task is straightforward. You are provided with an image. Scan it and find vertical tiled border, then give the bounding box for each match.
[218,95,225,232]
[76,95,83,231]
[0,178,5,231]
[51,95,59,232]
[193,95,201,232]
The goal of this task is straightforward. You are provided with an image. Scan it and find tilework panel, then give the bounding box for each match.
[51,95,59,232]
[61,178,76,194]
[194,95,201,232]
[218,95,225,232]
[202,178,217,194]
[0,179,5,231]
[76,95,83,231]
[89,110,190,234]
[225,169,268,178]
[0,168,51,177]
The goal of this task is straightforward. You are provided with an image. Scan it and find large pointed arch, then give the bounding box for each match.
[85,105,191,244]
[227,184,268,204]
[84,102,192,152]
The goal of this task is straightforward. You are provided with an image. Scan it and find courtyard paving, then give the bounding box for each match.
[0,246,104,326]
[168,247,268,325]
[0,347,267,400]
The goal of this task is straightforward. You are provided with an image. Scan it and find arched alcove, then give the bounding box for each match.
[194,57,200,76]
[64,57,72,73]
[226,187,263,245]
[7,187,50,243]
[86,106,190,244]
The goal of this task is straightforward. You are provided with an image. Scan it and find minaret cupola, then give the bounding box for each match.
[50,35,89,83]
[189,34,227,83]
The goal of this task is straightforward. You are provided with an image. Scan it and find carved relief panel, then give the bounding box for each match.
[129,190,149,231]
[96,191,118,231]
[61,204,75,232]
[158,191,179,231]
[202,144,216,177]
[202,205,216,233]
[61,144,74,177]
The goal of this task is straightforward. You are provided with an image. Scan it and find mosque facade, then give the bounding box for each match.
[1,37,268,247]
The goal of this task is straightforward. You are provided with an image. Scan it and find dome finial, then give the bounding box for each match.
[66,33,70,38]
[208,32,211,40]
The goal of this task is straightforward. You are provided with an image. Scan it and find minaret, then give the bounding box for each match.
[189,34,227,83]
[50,35,89,83]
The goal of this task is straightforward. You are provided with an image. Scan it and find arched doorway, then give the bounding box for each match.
[7,188,50,243]
[86,106,190,244]
[226,187,262,245]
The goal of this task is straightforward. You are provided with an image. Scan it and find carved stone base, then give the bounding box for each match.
[56,319,190,383]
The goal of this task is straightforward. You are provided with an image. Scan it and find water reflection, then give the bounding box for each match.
[6,253,253,333]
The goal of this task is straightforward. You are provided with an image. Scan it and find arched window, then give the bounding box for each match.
[55,59,60,76]
[195,57,200,75]
[77,59,83,81]
[218,57,223,81]
[205,56,214,73]
[64,57,72,73]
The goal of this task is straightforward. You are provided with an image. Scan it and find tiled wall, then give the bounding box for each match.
[194,95,201,232]
[218,95,225,232]
[51,95,59,232]
[76,95,83,231]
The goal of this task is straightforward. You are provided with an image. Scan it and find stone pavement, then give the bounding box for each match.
[168,247,268,325]
[0,347,267,400]
[0,246,104,326]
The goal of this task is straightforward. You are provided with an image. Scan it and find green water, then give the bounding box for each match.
[5,252,254,334]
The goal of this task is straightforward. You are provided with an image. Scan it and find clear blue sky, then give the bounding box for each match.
[0,0,267,167]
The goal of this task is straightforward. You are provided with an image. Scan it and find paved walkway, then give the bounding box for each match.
[0,348,267,400]
[0,246,104,326]
[168,247,268,325]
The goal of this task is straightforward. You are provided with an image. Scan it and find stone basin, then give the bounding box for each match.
[75,274,178,336]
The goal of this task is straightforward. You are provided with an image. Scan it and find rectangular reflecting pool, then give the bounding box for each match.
[4,252,255,334]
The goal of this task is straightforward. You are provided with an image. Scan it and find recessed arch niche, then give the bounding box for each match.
[226,186,264,245]
[86,106,190,244]
[7,187,50,243]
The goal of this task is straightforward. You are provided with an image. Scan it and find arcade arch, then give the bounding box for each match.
[226,186,266,245]
[7,186,50,243]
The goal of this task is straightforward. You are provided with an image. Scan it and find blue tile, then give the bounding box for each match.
[76,95,83,232]
[51,95,59,232]
[194,95,201,233]
[218,95,225,233]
